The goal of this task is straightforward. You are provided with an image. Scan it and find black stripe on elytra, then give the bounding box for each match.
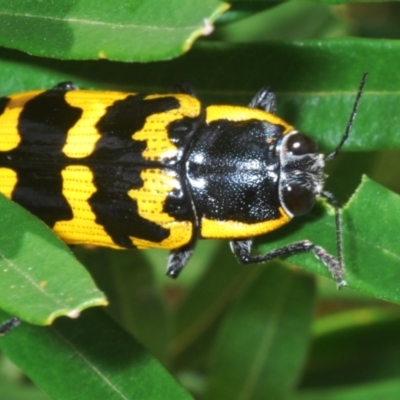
[0,88,82,227]
[0,97,9,116]
[85,94,184,248]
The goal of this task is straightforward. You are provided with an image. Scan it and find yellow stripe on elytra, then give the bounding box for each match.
[206,105,294,134]
[0,91,45,151]
[132,94,201,161]
[53,165,122,248]
[0,168,18,198]
[201,207,291,239]
[63,91,134,158]
[128,168,192,249]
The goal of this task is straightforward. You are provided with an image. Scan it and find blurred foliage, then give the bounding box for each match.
[1,1,400,400]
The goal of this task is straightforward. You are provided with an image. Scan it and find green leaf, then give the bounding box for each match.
[75,247,171,362]
[0,374,51,400]
[204,263,315,400]
[0,0,228,61]
[257,177,400,305]
[300,311,400,390]
[216,2,343,41]
[295,379,400,400]
[342,178,400,302]
[0,385,50,400]
[313,307,400,337]
[0,194,106,325]
[0,308,193,400]
[169,244,260,369]
[215,2,278,25]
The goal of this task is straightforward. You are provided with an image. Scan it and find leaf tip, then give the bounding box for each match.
[67,309,81,319]
[201,19,214,36]
[44,298,108,325]
[182,3,230,53]
[343,174,370,210]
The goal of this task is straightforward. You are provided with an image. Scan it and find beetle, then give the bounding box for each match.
[0,75,366,299]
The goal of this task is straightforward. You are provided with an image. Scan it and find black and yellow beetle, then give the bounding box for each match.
[0,75,366,293]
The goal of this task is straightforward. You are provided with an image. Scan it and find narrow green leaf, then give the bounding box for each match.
[169,244,261,367]
[0,0,228,61]
[217,2,342,41]
[215,2,277,25]
[0,194,106,325]
[313,307,400,337]
[0,308,193,400]
[75,247,171,362]
[0,375,51,400]
[295,379,400,400]
[205,263,315,400]
[306,0,390,4]
[300,314,400,389]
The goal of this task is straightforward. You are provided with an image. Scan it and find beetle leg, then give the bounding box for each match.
[230,239,346,287]
[0,316,20,336]
[173,83,196,96]
[249,87,277,114]
[166,242,195,278]
[52,81,80,91]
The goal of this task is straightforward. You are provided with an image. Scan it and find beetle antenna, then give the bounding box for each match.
[320,73,368,287]
[325,72,368,162]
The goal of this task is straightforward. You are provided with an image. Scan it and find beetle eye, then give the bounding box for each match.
[282,183,315,216]
[286,133,318,155]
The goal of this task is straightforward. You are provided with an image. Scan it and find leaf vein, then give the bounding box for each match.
[53,328,131,400]
[0,12,197,31]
